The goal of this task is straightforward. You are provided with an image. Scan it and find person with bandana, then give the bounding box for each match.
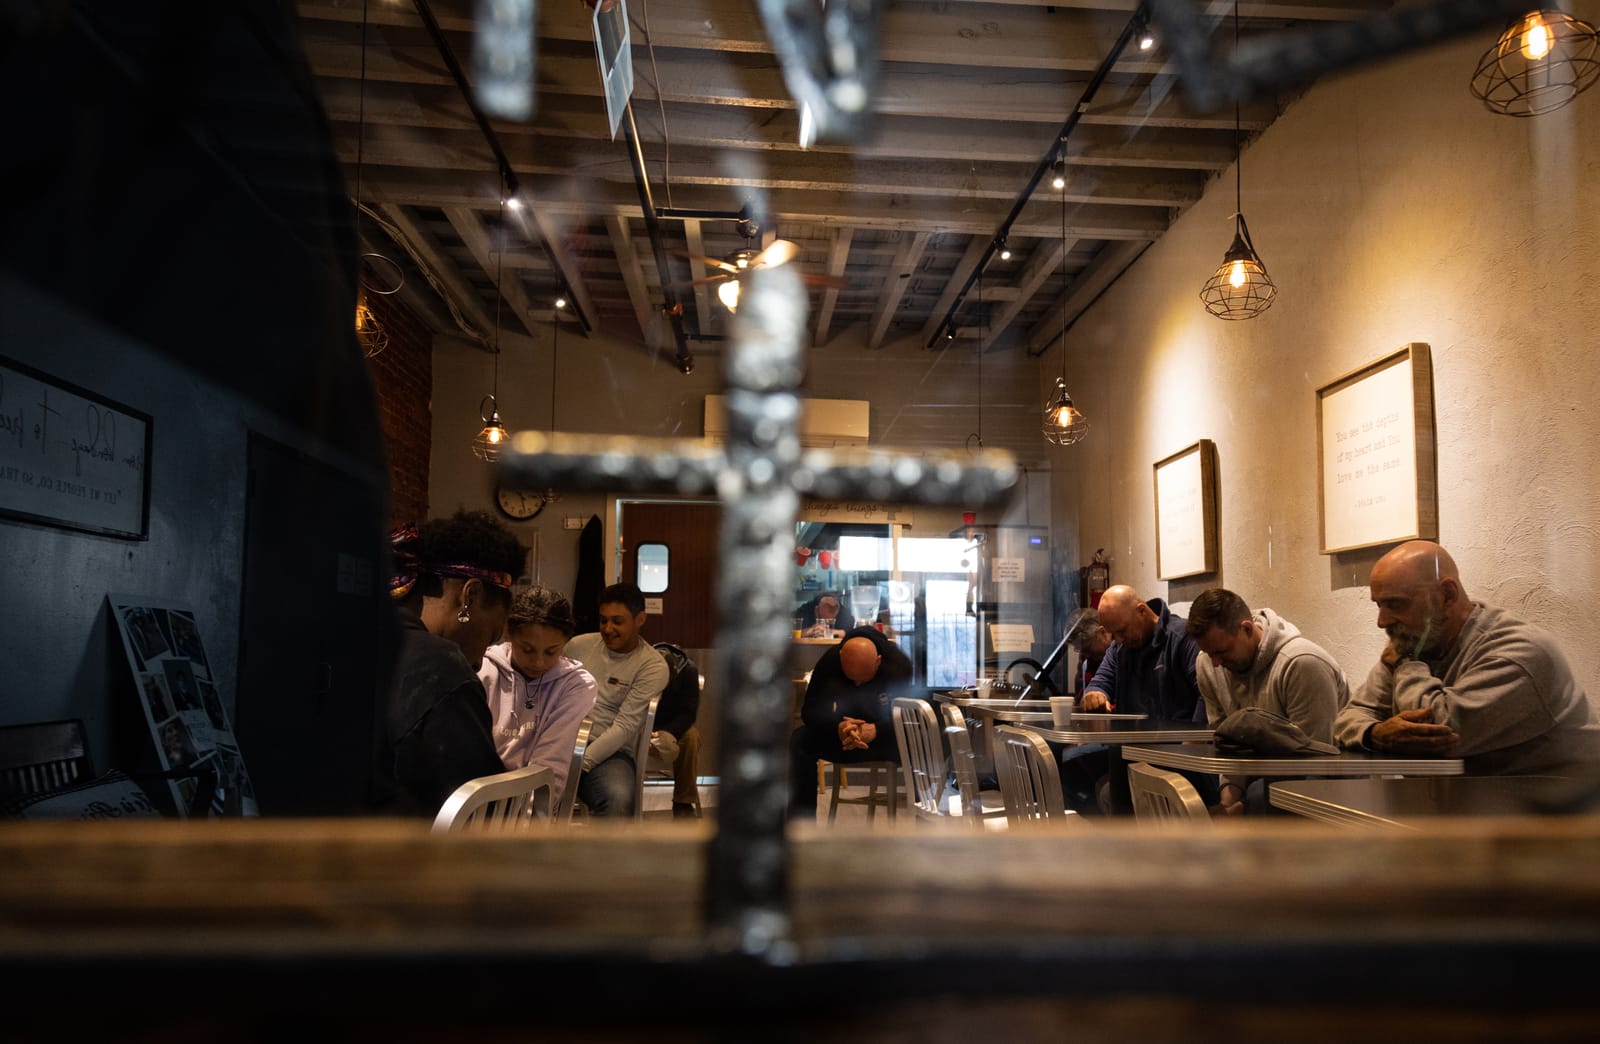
[375,510,526,816]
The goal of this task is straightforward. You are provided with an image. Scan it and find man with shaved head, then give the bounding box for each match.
[1062,584,1208,814]
[1081,585,1205,722]
[788,625,916,819]
[1334,540,1600,775]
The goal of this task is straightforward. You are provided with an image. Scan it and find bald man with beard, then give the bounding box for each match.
[1335,541,1600,776]
[789,626,916,819]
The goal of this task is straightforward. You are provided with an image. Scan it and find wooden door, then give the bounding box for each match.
[619,501,719,648]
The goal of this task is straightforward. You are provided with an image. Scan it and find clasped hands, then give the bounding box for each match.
[837,716,877,751]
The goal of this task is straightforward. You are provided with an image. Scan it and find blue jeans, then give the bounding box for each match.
[578,751,636,817]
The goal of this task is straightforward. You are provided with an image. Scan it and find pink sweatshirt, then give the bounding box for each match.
[477,643,597,804]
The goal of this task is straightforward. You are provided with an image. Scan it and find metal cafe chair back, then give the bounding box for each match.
[993,724,1066,824]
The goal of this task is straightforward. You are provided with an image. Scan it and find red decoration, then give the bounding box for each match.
[818,550,832,569]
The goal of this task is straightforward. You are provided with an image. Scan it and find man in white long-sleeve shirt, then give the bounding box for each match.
[566,582,669,816]
[1334,540,1600,776]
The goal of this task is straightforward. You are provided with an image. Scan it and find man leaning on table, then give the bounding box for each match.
[1067,585,1210,814]
[1334,540,1600,776]
[1187,587,1349,815]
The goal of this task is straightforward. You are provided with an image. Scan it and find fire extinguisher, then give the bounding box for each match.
[1082,548,1110,609]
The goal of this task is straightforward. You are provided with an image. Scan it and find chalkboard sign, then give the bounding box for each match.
[0,356,151,539]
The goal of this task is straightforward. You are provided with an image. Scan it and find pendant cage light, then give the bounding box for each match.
[1470,9,1600,117]
[1043,171,1089,446]
[351,0,403,357]
[471,192,511,461]
[1200,1,1276,322]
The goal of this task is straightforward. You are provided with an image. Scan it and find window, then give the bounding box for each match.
[637,543,669,593]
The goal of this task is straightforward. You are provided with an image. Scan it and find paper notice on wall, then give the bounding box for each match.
[991,557,1025,583]
[989,623,1035,652]
[645,597,664,615]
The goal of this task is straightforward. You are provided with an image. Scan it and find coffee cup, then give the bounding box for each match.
[976,678,994,699]
[1049,696,1076,728]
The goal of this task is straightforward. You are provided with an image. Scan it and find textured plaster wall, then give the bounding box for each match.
[1045,33,1600,694]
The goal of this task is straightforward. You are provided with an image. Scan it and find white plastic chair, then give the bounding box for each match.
[992,724,1066,824]
[1128,761,1210,823]
[553,717,593,823]
[431,763,554,833]
[892,697,948,822]
[937,703,1006,825]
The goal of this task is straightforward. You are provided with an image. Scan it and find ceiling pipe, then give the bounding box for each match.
[410,0,594,336]
[621,102,694,373]
[924,5,1146,349]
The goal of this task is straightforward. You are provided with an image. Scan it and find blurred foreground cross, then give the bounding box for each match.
[497,264,1017,961]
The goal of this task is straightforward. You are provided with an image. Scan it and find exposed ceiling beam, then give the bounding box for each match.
[919,236,990,346]
[605,214,656,340]
[443,206,537,339]
[983,240,1074,344]
[524,208,598,337]
[375,201,494,345]
[812,227,853,347]
[1027,239,1152,353]
[682,219,715,337]
[868,232,931,350]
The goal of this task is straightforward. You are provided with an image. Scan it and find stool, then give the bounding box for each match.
[826,760,899,823]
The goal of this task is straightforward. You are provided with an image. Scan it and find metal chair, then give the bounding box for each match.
[827,759,899,823]
[937,703,1006,826]
[628,694,662,820]
[992,724,1066,824]
[1128,761,1211,823]
[553,717,593,823]
[431,764,554,833]
[891,698,948,821]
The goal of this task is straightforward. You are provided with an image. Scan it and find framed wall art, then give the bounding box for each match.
[1316,342,1437,554]
[1153,438,1217,580]
[0,355,151,539]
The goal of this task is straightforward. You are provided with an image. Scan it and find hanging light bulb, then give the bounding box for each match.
[718,277,742,313]
[354,291,389,357]
[1051,159,1066,191]
[1200,1,1276,321]
[1043,378,1090,446]
[472,395,509,461]
[1045,175,1088,446]
[1470,10,1600,117]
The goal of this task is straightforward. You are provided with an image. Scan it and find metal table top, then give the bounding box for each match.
[1268,776,1580,828]
[1120,740,1465,778]
[1012,719,1212,745]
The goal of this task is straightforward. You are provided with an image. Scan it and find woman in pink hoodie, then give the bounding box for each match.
[477,587,597,806]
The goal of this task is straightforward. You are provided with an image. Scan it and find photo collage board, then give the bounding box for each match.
[108,594,258,817]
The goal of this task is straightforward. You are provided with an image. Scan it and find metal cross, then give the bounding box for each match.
[497,264,1018,960]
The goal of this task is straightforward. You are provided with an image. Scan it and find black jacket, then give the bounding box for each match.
[799,626,917,760]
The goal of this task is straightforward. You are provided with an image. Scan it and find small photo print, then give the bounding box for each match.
[122,606,171,665]
[160,717,199,769]
[162,658,202,713]
[198,679,228,733]
[167,610,209,673]
[140,673,176,723]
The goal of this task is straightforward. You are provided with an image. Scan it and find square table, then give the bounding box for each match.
[1012,717,1211,745]
[1119,740,1465,778]
[1268,776,1578,828]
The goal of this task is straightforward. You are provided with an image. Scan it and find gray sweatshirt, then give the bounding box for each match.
[1197,608,1348,744]
[1335,603,1600,776]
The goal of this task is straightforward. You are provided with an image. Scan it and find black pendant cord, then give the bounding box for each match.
[353,0,368,226]
[977,268,984,448]
[1233,0,1242,223]
[492,189,505,401]
[1059,175,1069,380]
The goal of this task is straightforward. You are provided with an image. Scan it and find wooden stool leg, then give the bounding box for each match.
[827,762,843,823]
[817,760,825,794]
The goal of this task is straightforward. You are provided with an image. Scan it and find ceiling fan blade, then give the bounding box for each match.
[799,273,848,289]
[754,238,798,269]
[672,248,739,274]
[669,274,734,290]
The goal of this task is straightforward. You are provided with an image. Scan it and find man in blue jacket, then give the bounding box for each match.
[1067,585,1210,813]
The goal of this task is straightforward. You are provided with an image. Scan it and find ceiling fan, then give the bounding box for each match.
[673,238,843,313]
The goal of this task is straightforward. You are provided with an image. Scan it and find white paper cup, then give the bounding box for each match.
[1049,696,1076,728]
[976,678,994,699]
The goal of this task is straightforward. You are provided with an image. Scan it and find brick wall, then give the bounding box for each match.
[362,292,432,527]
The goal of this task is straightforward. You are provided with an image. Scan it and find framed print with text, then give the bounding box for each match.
[1316,342,1437,554]
[1153,439,1217,580]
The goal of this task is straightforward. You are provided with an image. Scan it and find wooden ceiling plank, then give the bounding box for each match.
[375,202,494,345]
[1027,239,1151,353]
[867,232,932,350]
[525,208,599,338]
[682,219,716,338]
[443,204,539,339]
[813,226,854,347]
[604,214,657,341]
[983,240,1072,345]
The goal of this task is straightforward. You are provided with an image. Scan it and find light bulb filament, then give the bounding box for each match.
[1521,16,1553,60]
[1229,260,1248,288]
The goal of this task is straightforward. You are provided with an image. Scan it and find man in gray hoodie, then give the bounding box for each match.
[1187,588,1349,814]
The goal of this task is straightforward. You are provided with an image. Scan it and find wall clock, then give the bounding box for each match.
[495,485,547,521]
